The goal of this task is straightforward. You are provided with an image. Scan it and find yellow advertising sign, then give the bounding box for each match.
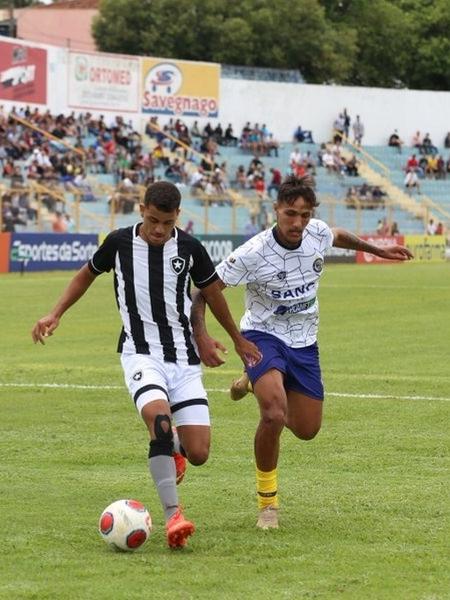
[141,57,220,118]
[404,235,446,261]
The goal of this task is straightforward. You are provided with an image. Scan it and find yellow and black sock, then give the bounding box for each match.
[256,467,279,509]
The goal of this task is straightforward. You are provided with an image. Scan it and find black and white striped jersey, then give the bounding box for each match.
[88,223,218,364]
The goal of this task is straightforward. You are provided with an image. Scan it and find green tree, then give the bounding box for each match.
[92,0,357,83]
[321,0,414,88]
[391,0,450,90]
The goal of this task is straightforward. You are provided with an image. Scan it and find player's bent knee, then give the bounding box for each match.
[185,444,209,466]
[292,423,321,441]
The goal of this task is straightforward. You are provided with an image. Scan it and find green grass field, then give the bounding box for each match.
[1,263,449,600]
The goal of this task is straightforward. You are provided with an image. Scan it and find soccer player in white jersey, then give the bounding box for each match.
[191,175,413,530]
[31,181,261,549]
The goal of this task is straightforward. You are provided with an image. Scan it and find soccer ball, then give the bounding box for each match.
[98,499,152,551]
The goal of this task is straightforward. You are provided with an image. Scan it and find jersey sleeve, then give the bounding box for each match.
[88,230,120,274]
[216,240,258,286]
[190,239,219,289]
[314,219,334,251]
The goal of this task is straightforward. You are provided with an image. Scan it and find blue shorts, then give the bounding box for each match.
[243,330,324,400]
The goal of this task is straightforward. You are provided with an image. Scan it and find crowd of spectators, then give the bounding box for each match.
[2,104,449,236]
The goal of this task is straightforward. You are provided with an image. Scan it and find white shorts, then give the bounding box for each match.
[121,353,210,426]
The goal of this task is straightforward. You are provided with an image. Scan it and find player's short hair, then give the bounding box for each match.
[144,181,181,212]
[277,175,319,207]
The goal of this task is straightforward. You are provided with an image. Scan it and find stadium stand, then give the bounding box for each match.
[1,108,449,237]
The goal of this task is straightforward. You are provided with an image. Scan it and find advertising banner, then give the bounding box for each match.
[68,51,140,112]
[404,235,446,262]
[0,232,11,273]
[197,235,245,265]
[356,235,405,264]
[324,246,356,264]
[142,57,220,118]
[10,234,98,272]
[0,40,47,104]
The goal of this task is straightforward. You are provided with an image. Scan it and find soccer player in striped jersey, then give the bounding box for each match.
[191,175,413,530]
[31,181,261,549]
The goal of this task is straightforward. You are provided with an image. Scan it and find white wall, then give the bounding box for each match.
[219,79,450,147]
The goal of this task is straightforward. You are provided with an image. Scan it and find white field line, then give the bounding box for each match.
[0,382,449,402]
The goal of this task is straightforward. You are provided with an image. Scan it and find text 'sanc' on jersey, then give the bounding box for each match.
[216,219,334,348]
[88,224,218,364]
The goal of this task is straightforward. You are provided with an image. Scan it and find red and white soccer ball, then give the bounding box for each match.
[98,499,152,551]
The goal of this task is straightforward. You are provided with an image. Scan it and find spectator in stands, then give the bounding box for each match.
[224,124,238,146]
[352,116,364,147]
[52,211,68,233]
[145,116,159,138]
[164,158,185,184]
[390,222,399,235]
[388,130,403,153]
[436,155,446,180]
[244,215,259,239]
[404,169,420,194]
[203,122,214,139]
[184,220,194,235]
[444,132,450,149]
[293,125,314,144]
[267,168,282,198]
[333,113,345,143]
[343,109,351,139]
[358,183,370,204]
[345,186,358,208]
[213,123,223,145]
[411,131,422,148]
[426,218,437,235]
[346,154,359,176]
[371,186,386,206]
[253,175,266,200]
[189,167,206,194]
[152,142,169,167]
[425,155,439,178]
[322,147,336,173]
[406,153,419,172]
[289,147,302,170]
[235,165,247,189]
[190,121,201,138]
[420,133,437,156]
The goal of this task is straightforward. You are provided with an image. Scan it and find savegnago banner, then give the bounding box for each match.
[68,51,140,112]
[141,57,220,117]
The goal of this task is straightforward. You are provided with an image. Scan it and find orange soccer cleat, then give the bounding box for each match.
[166,508,195,548]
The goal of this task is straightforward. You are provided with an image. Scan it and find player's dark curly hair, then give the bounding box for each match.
[277,175,319,207]
[144,181,181,211]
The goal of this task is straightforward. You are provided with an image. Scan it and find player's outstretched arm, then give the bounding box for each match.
[191,280,261,368]
[331,227,414,261]
[31,264,97,344]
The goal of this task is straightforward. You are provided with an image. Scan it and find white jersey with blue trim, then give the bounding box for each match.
[216,219,334,347]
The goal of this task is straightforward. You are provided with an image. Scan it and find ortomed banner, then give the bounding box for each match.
[356,235,405,264]
[141,57,220,118]
[0,40,47,104]
[68,51,140,112]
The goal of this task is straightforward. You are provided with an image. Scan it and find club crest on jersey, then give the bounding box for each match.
[277,271,287,280]
[132,371,142,381]
[313,258,324,273]
[170,256,186,274]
